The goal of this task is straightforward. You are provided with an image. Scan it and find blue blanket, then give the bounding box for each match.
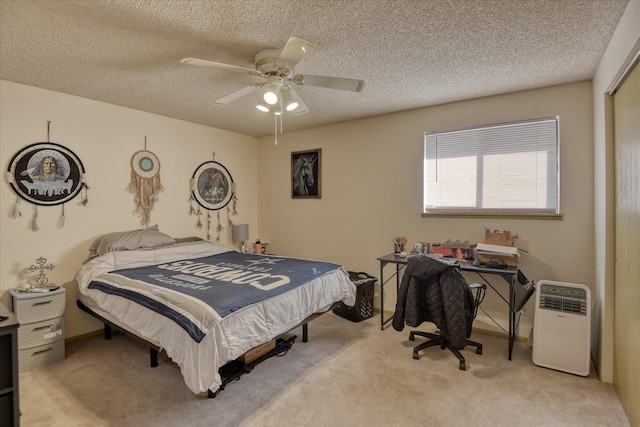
[88,251,341,342]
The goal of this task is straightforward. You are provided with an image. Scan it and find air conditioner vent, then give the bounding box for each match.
[539,296,587,315]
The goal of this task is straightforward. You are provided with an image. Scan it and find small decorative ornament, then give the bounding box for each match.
[18,257,55,292]
[28,257,55,287]
[128,137,163,227]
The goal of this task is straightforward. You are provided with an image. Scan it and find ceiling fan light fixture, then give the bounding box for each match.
[264,89,279,105]
[281,89,298,111]
[256,101,270,112]
[263,76,281,105]
[180,36,364,145]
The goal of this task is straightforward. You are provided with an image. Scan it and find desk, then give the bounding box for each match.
[377,253,521,360]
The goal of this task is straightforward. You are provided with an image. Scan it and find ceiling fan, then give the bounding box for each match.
[180,36,365,117]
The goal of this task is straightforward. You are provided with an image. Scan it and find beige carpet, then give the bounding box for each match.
[18,312,629,427]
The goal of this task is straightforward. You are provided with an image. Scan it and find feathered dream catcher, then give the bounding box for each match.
[189,153,238,242]
[128,139,163,228]
[6,122,89,230]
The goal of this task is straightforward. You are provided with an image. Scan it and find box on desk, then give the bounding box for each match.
[484,229,513,247]
[476,243,520,268]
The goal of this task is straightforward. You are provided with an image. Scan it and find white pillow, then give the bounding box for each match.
[88,226,175,258]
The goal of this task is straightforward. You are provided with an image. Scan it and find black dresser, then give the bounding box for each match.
[0,301,20,427]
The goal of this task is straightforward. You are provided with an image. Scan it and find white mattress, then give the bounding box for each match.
[75,240,356,394]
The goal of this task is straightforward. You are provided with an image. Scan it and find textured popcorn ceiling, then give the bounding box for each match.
[0,0,629,138]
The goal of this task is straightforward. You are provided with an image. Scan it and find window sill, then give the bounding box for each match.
[421,212,563,220]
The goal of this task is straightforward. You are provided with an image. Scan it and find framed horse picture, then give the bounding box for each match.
[291,149,321,199]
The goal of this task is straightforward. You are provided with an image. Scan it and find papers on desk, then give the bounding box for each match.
[476,243,520,257]
[426,254,459,266]
[476,243,520,268]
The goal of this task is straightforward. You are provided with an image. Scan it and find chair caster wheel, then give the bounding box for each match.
[476,347,482,355]
[459,361,466,370]
[413,352,420,360]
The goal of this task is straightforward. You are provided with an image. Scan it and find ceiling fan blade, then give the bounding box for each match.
[213,85,259,105]
[288,87,309,115]
[276,36,315,71]
[181,58,260,76]
[297,74,365,92]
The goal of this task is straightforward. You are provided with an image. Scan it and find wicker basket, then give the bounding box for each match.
[333,271,376,322]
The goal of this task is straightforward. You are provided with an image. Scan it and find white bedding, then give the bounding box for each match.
[75,240,357,394]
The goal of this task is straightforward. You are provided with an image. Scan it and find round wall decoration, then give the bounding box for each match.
[131,150,160,178]
[191,160,235,211]
[128,149,163,227]
[6,142,86,206]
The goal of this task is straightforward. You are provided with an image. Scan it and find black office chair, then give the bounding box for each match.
[393,255,486,370]
[409,281,486,370]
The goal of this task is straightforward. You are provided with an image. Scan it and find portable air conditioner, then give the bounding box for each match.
[532,280,591,376]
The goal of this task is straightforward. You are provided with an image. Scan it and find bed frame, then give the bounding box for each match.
[76,300,334,398]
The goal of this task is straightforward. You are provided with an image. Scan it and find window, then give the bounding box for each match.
[423,117,559,216]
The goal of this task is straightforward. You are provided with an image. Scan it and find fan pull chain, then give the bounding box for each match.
[274,115,278,145]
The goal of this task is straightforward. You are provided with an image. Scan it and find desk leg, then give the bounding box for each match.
[509,279,515,360]
[474,271,516,360]
[380,261,384,330]
[379,261,403,330]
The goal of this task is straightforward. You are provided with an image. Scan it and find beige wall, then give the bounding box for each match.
[0,80,260,338]
[257,81,595,342]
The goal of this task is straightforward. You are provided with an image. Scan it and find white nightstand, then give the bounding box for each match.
[9,287,65,372]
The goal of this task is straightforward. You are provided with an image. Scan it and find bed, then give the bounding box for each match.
[75,229,357,396]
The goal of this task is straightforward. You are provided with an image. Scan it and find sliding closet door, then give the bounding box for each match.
[613,61,639,426]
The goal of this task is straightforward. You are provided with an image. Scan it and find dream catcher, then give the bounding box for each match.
[128,138,163,228]
[6,121,89,230]
[189,153,237,242]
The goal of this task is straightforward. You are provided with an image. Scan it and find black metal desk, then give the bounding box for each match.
[377,253,521,360]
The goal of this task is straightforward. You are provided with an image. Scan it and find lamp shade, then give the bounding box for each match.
[282,89,298,111]
[263,86,279,105]
[232,224,249,242]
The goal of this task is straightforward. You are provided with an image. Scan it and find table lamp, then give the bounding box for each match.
[232,224,249,252]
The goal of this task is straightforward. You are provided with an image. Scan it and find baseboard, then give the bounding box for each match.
[65,329,102,343]
[471,326,528,342]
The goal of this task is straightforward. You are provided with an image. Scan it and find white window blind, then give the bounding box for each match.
[423,117,559,215]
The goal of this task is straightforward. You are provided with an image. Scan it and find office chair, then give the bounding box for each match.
[393,255,486,370]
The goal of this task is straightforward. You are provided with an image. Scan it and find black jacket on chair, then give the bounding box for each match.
[392,255,475,350]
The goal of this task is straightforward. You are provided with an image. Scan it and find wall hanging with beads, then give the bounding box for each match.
[5,122,89,230]
[127,138,163,228]
[189,153,238,242]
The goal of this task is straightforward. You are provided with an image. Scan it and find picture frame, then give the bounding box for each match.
[191,160,235,210]
[6,142,86,206]
[291,149,321,199]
